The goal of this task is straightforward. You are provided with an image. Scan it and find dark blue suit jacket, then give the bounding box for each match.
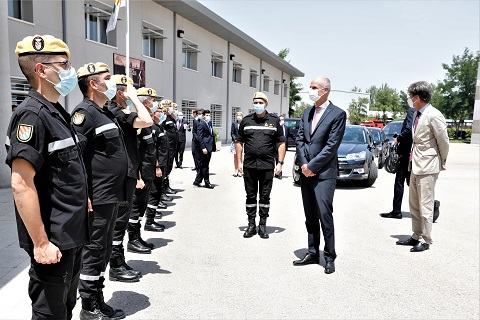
[197,120,216,153]
[296,102,346,179]
[396,107,415,157]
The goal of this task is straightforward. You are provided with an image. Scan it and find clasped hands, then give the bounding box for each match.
[301,164,315,177]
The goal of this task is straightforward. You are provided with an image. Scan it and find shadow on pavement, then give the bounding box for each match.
[390,234,412,242]
[125,260,171,275]
[142,237,173,249]
[237,225,286,236]
[293,248,326,267]
[107,291,150,317]
[157,210,173,217]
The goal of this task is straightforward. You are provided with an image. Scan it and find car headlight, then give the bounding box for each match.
[345,151,366,160]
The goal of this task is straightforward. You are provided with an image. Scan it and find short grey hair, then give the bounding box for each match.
[408,81,433,103]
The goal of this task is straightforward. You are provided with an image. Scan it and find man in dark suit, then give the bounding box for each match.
[294,76,346,274]
[275,115,292,179]
[175,111,191,168]
[191,109,201,172]
[193,109,216,189]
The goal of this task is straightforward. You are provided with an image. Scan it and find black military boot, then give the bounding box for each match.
[161,193,173,202]
[79,298,105,320]
[122,260,142,277]
[97,290,125,320]
[243,217,257,238]
[155,209,163,219]
[258,217,269,239]
[157,201,168,209]
[127,223,151,254]
[164,177,177,194]
[144,218,165,232]
[109,256,140,283]
[137,222,154,249]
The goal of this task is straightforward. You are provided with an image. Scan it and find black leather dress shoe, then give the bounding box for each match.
[433,200,440,223]
[396,237,420,246]
[380,211,402,219]
[155,211,163,219]
[165,187,177,194]
[144,221,165,232]
[410,242,429,252]
[127,239,151,254]
[324,261,335,274]
[204,183,215,189]
[157,202,167,209]
[293,253,319,266]
[193,182,202,187]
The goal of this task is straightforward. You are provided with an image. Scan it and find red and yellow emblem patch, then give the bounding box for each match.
[72,112,85,125]
[17,124,33,142]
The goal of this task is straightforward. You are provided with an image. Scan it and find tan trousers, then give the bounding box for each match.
[409,172,438,244]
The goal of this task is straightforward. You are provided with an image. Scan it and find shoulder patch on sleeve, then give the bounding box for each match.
[122,108,132,115]
[17,124,34,142]
[72,112,86,125]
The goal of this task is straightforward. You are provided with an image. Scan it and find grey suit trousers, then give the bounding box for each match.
[409,172,438,244]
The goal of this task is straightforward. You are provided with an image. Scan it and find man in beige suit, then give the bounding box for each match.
[396,81,449,252]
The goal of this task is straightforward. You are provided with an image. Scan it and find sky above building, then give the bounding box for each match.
[198,0,479,101]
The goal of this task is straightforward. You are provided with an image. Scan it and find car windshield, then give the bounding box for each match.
[369,130,381,142]
[342,128,367,144]
[284,119,299,130]
[383,122,403,135]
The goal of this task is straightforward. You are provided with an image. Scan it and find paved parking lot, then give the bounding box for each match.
[0,143,478,319]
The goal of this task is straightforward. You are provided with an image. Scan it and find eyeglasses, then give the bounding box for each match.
[42,60,72,70]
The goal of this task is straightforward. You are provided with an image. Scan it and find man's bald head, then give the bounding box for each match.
[311,76,331,90]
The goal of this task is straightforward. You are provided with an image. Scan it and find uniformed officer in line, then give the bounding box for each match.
[128,88,165,246]
[143,103,169,230]
[161,99,179,195]
[6,34,88,320]
[236,92,286,239]
[72,62,130,320]
[108,75,153,279]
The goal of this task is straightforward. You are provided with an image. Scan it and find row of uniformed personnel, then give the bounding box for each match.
[5,34,179,320]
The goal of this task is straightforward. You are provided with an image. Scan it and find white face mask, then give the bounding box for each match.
[280,120,284,126]
[178,116,183,120]
[309,88,324,102]
[407,97,414,108]
[236,116,243,121]
[205,115,211,122]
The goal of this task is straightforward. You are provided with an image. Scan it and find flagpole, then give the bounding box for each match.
[125,0,130,79]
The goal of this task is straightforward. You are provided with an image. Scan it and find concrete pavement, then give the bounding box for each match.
[0,143,478,319]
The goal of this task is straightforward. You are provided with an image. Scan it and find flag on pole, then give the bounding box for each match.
[106,0,126,33]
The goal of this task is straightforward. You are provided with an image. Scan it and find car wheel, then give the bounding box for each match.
[363,160,378,187]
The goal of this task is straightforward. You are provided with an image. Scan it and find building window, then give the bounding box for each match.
[182,41,200,71]
[263,75,271,92]
[232,106,242,122]
[10,77,29,106]
[283,82,289,98]
[7,0,33,22]
[248,108,254,115]
[274,80,280,95]
[85,3,116,46]
[211,104,222,128]
[142,23,165,60]
[181,100,197,124]
[249,69,258,88]
[211,53,225,78]
[232,62,243,84]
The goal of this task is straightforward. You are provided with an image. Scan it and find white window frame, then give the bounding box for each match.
[232,106,242,122]
[249,69,258,88]
[274,80,280,95]
[182,40,200,71]
[7,0,33,22]
[10,77,29,106]
[283,82,289,98]
[211,52,225,79]
[181,100,197,124]
[211,104,223,128]
[263,75,271,92]
[84,2,116,46]
[142,22,166,60]
[232,62,243,84]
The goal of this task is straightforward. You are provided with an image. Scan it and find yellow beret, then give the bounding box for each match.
[137,87,157,97]
[15,35,70,59]
[111,74,133,86]
[172,103,178,108]
[253,92,268,103]
[77,62,110,79]
[160,99,172,107]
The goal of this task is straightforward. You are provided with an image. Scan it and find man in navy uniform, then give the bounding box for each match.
[72,62,129,319]
[6,34,89,320]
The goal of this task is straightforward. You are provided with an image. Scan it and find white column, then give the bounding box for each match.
[472,62,480,144]
[0,2,12,187]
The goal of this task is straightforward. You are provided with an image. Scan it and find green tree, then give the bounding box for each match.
[434,48,479,130]
[292,101,310,118]
[370,84,400,122]
[278,48,303,116]
[348,97,368,124]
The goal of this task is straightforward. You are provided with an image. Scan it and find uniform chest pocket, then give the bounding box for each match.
[100,129,120,155]
[263,129,276,136]
[54,147,82,186]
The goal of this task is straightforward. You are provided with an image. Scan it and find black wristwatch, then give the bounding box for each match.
[278,161,284,165]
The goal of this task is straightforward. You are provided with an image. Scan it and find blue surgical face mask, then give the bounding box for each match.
[98,79,117,100]
[150,101,159,113]
[253,103,265,114]
[45,66,77,97]
[159,112,167,123]
[126,99,133,107]
[236,116,243,121]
